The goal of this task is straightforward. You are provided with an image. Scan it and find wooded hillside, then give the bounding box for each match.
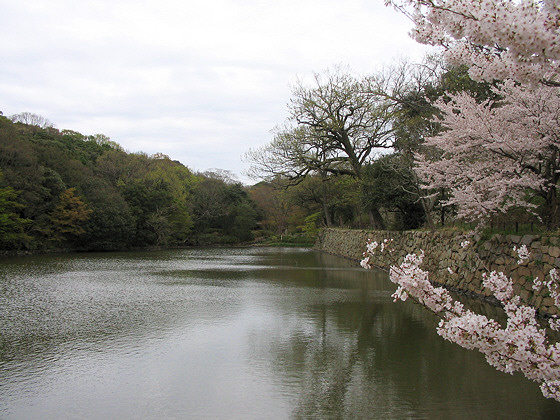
[0,115,260,251]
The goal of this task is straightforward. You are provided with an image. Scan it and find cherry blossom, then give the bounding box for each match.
[362,239,560,401]
[415,81,560,225]
[514,244,531,264]
[385,0,560,85]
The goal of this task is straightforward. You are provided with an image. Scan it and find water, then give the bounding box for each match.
[0,247,559,419]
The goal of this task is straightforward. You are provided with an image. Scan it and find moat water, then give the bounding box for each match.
[1,247,559,419]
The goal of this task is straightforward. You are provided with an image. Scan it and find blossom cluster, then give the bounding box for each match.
[514,244,531,264]
[414,81,560,222]
[360,238,394,269]
[386,0,560,85]
[362,239,560,401]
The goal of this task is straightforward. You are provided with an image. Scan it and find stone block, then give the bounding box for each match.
[535,295,543,308]
[509,235,522,243]
[531,241,542,249]
[519,289,532,302]
[524,278,537,291]
[517,266,531,277]
[549,247,560,258]
[542,254,555,265]
[543,297,555,307]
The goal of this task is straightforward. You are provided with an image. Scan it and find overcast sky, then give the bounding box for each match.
[1,0,431,183]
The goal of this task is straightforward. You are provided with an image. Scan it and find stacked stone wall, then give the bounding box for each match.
[315,228,560,317]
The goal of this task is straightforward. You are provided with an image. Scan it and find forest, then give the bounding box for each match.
[0,114,265,251]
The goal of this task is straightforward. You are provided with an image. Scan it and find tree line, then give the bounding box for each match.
[0,114,261,251]
[246,59,527,232]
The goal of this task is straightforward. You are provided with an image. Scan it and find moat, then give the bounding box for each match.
[1,247,558,419]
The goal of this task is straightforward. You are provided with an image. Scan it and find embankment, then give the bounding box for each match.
[315,228,560,317]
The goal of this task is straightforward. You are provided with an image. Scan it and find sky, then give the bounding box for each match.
[1,0,431,184]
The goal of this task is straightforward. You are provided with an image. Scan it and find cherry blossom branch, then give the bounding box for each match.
[362,238,560,401]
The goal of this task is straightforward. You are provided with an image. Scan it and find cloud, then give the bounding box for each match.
[0,0,431,183]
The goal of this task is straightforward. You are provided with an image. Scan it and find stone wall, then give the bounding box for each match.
[315,228,560,317]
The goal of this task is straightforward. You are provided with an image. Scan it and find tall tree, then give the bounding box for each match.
[49,188,93,245]
[416,81,560,227]
[246,67,404,228]
[246,67,397,181]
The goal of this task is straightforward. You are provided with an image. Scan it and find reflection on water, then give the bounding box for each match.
[1,247,559,419]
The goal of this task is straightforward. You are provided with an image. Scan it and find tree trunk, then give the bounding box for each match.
[321,176,333,227]
[547,186,560,229]
[323,200,332,227]
[368,208,385,230]
[420,196,435,230]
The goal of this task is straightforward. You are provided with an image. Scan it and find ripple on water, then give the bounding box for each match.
[1,248,560,419]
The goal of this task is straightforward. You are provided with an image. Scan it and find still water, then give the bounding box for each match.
[1,247,559,419]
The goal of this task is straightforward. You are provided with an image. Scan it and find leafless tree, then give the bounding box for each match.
[10,112,54,129]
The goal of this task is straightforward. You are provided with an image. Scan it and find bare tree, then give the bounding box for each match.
[10,112,54,129]
[245,67,399,184]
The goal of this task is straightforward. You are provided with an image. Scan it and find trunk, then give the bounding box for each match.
[323,200,333,227]
[411,171,435,230]
[419,196,435,230]
[368,208,385,230]
[321,172,333,227]
[546,186,560,229]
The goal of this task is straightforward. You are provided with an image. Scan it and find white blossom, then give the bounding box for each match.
[514,244,531,264]
[362,239,560,401]
[386,0,560,85]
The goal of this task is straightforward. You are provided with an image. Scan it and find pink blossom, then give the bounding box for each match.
[363,239,560,401]
[415,82,560,222]
[386,0,560,85]
[514,244,531,264]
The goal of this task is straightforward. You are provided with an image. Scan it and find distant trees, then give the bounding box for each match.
[192,172,258,244]
[249,180,294,235]
[49,188,92,244]
[0,172,31,248]
[0,114,260,251]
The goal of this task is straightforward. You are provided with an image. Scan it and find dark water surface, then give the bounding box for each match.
[1,247,559,419]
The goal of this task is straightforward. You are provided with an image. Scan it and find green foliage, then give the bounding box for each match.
[362,154,425,230]
[301,212,321,240]
[81,180,134,251]
[191,175,258,244]
[0,173,32,249]
[49,188,93,245]
[0,116,259,251]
